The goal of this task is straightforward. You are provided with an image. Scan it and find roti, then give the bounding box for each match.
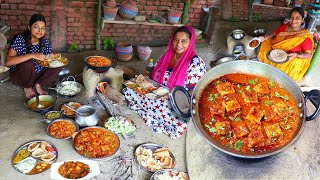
[269,49,287,63]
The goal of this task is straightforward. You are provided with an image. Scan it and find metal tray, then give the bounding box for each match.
[150,169,189,180]
[36,57,68,68]
[135,143,176,174]
[266,49,289,64]
[12,140,58,175]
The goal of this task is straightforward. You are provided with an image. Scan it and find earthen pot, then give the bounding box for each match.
[103,6,119,20]
[119,0,138,19]
[168,10,182,24]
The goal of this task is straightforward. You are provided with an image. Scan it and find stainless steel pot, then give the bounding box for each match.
[75,105,99,127]
[170,60,320,158]
[231,29,245,40]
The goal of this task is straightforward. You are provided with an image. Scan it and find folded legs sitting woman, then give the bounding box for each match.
[123,26,207,139]
[258,7,313,82]
[6,14,62,98]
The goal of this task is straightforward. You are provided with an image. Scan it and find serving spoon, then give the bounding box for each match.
[63,103,86,116]
[35,92,45,109]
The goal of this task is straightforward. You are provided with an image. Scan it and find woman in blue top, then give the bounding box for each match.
[6,14,62,98]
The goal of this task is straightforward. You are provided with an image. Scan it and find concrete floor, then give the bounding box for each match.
[0,20,320,180]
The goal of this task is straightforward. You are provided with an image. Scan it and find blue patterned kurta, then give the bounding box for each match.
[9,34,52,73]
[123,55,207,139]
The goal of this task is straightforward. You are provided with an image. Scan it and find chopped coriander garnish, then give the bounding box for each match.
[264,100,272,106]
[268,80,275,88]
[246,86,251,92]
[215,80,221,85]
[229,116,235,121]
[207,92,215,102]
[209,127,217,133]
[234,140,243,151]
[284,125,291,130]
[237,84,241,88]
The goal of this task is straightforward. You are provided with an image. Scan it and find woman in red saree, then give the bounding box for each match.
[258,7,313,81]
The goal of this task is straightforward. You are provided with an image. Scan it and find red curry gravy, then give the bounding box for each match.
[199,73,300,153]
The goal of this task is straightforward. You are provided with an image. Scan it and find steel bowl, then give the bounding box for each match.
[212,57,234,67]
[72,126,120,159]
[253,28,266,37]
[26,95,56,113]
[46,118,79,139]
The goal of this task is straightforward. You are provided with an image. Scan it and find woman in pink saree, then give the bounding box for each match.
[123,26,206,139]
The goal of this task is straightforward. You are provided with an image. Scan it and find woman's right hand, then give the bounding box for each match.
[258,36,265,42]
[32,53,47,61]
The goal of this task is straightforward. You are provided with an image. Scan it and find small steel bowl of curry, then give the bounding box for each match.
[25,95,56,113]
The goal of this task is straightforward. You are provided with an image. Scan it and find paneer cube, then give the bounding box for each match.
[248,128,265,147]
[215,121,231,135]
[264,123,283,139]
[272,101,288,117]
[216,82,235,96]
[232,122,249,139]
[242,91,259,104]
[222,98,241,112]
[209,104,225,117]
[245,106,264,123]
[254,83,270,94]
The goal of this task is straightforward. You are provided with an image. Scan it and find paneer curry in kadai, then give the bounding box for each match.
[199,73,299,153]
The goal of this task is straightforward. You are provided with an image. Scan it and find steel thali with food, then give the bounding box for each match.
[36,53,69,68]
[12,140,58,175]
[135,143,176,174]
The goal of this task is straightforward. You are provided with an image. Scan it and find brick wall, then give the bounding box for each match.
[0,0,213,51]
[1,0,309,51]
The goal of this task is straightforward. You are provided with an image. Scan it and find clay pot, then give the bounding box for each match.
[119,0,138,19]
[168,10,182,24]
[137,46,152,61]
[263,0,273,5]
[106,0,117,7]
[115,42,133,54]
[103,6,119,20]
[117,53,133,61]
[294,0,303,7]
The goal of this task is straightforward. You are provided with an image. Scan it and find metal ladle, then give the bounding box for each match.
[35,92,45,109]
[63,103,86,116]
